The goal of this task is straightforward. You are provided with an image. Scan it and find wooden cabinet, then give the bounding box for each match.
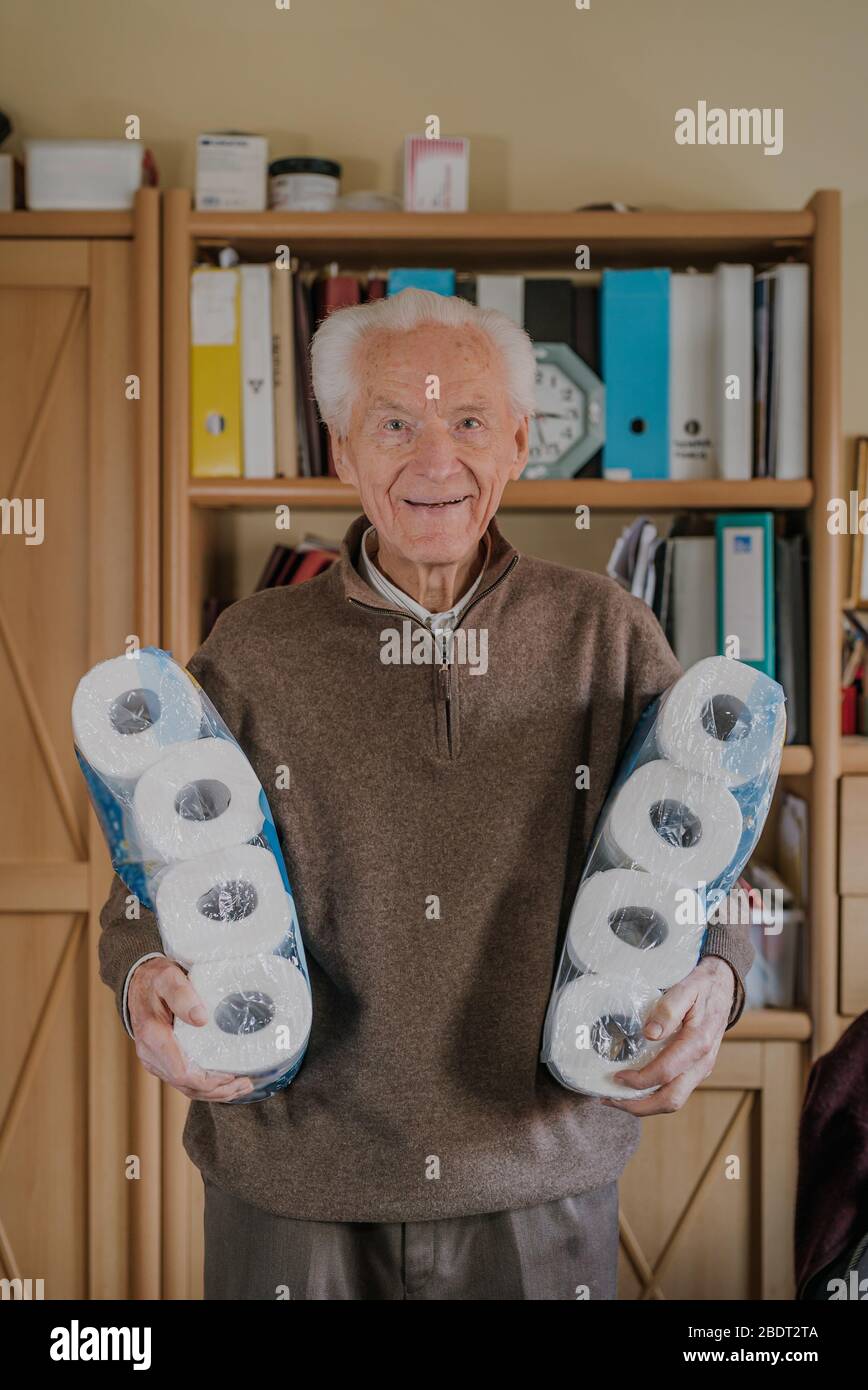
[0,195,159,1298]
[621,1040,805,1298]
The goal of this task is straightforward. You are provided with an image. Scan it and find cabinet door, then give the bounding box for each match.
[619,1041,804,1298]
[0,239,138,1298]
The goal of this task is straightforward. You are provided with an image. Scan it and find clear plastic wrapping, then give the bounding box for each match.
[72,646,312,1102]
[541,655,786,1098]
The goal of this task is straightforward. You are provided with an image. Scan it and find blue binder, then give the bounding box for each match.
[715,512,776,677]
[601,268,670,479]
[387,268,456,296]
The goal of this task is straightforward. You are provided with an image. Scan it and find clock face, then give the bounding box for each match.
[523,343,605,480]
[528,362,587,473]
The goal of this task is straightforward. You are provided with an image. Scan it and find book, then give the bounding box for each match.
[714,264,753,480]
[190,267,242,478]
[669,272,715,480]
[240,265,275,479]
[292,268,321,477]
[270,265,298,477]
[601,268,670,479]
[759,264,810,480]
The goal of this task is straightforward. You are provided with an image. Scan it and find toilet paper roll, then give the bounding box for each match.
[601,759,742,886]
[72,651,203,783]
[656,656,786,787]
[133,737,264,863]
[547,974,664,1099]
[566,868,704,988]
[156,844,294,965]
[175,954,312,1076]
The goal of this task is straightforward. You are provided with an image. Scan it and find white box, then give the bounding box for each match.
[403,135,469,212]
[196,134,268,212]
[25,140,144,210]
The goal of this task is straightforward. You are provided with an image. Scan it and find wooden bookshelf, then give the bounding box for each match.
[161,189,841,1296]
[187,475,813,511]
[163,186,841,1036]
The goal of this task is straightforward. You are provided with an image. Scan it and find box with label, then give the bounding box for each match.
[196,134,268,212]
[403,135,469,212]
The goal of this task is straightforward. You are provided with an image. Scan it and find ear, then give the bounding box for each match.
[331,432,356,485]
[508,415,530,481]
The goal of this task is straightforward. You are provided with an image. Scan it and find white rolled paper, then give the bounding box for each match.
[133,737,264,863]
[156,844,294,965]
[601,759,742,886]
[72,651,203,783]
[656,655,786,787]
[175,953,313,1076]
[547,974,664,1099]
[566,868,704,988]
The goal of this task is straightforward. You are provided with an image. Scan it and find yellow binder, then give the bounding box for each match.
[190,267,242,477]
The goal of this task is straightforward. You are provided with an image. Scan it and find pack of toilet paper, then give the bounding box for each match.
[542,655,786,1099]
[72,646,312,1102]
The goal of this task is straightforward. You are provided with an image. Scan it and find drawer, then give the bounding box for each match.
[840,896,868,1015]
[839,776,868,893]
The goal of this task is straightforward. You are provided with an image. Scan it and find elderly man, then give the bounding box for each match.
[99,288,751,1301]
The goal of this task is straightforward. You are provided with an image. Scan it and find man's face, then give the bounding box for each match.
[333,323,529,566]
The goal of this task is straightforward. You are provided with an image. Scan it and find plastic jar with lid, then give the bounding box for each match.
[268,158,341,211]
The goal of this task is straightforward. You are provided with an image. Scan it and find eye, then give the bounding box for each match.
[383,418,408,432]
[459,416,483,430]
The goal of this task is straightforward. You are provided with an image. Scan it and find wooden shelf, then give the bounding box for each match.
[729,1010,812,1041]
[842,737,868,772]
[187,476,813,512]
[187,208,814,269]
[0,210,136,238]
[781,746,813,775]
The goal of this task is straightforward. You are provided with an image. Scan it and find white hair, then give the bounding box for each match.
[310,287,536,435]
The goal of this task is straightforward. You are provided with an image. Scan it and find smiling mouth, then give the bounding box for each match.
[403,495,473,509]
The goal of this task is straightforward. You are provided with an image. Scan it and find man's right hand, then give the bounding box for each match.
[128,957,254,1102]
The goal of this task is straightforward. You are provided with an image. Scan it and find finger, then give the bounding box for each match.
[615,1023,714,1090]
[158,965,209,1027]
[182,1078,255,1103]
[137,1020,236,1090]
[643,976,699,1042]
[601,1061,707,1116]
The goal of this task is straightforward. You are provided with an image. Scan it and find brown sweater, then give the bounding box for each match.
[99,513,753,1223]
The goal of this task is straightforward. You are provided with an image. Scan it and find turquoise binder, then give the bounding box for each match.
[715,512,776,676]
[601,268,670,479]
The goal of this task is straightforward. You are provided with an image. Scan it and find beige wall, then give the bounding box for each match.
[2,0,865,563]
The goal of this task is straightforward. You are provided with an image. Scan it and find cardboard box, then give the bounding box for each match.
[403,135,469,212]
[196,134,268,212]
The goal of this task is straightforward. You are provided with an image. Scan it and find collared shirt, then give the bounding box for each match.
[358,524,491,634]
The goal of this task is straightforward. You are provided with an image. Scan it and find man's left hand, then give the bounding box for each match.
[600,956,736,1116]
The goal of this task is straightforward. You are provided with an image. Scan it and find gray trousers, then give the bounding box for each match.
[203,1177,620,1300]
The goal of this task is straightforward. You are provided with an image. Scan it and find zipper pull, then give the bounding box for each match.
[438,660,451,702]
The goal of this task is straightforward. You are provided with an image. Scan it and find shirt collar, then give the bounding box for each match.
[335,512,520,615]
[358,525,491,628]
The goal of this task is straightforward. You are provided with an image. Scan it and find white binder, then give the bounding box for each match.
[240,265,275,479]
[669,272,716,479]
[714,264,754,480]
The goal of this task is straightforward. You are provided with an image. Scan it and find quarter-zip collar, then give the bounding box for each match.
[337,511,520,617]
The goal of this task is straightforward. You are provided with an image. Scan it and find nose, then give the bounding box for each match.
[412,416,467,481]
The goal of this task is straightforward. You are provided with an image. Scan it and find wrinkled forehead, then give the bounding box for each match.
[352,323,508,410]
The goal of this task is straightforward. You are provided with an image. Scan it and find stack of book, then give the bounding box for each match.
[201,537,339,641]
[842,610,868,735]
[188,259,809,484]
[608,510,809,742]
[253,536,339,591]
